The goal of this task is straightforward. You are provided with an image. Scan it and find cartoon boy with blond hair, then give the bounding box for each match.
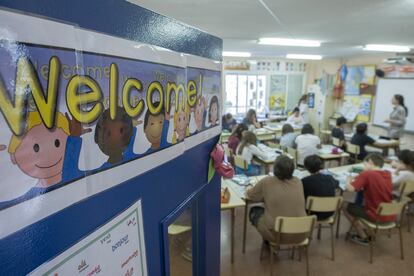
[173,103,190,143]
[0,111,90,210]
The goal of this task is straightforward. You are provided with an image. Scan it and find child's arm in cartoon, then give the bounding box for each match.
[160,110,172,147]
[0,144,6,151]
[61,113,92,181]
[123,120,142,160]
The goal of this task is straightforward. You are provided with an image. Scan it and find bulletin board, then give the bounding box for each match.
[344,65,376,95]
[269,75,287,110]
[342,95,373,122]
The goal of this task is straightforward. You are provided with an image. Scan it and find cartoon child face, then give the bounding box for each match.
[96,119,132,163]
[210,102,218,124]
[195,105,204,131]
[144,113,165,147]
[176,109,189,140]
[11,124,68,185]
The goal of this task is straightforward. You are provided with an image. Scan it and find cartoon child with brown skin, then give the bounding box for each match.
[0,111,91,210]
[94,106,134,166]
[142,102,171,153]
[208,95,219,127]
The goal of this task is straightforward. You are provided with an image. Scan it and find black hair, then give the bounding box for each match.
[273,155,295,180]
[223,113,233,121]
[375,69,385,78]
[230,123,248,140]
[237,131,257,155]
[208,96,219,122]
[364,153,384,168]
[245,109,257,124]
[336,117,347,127]
[292,107,300,113]
[298,94,308,106]
[304,155,323,174]
[301,124,314,135]
[94,106,133,144]
[394,94,408,116]
[356,123,368,134]
[397,150,414,171]
[144,101,165,129]
[282,124,294,135]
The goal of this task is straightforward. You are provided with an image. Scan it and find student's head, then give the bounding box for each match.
[304,155,323,174]
[292,107,300,117]
[282,124,294,135]
[392,94,408,115]
[336,117,347,127]
[208,95,219,124]
[397,150,414,171]
[223,113,233,123]
[144,102,165,147]
[301,124,314,135]
[298,94,308,104]
[237,131,257,155]
[231,123,248,139]
[363,153,385,170]
[273,155,295,181]
[8,111,70,184]
[94,107,133,163]
[356,123,368,134]
[246,109,257,123]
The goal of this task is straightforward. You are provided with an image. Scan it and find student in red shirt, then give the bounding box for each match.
[343,153,395,245]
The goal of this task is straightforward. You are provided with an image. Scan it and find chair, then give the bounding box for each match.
[267,142,281,149]
[268,216,317,276]
[398,181,414,232]
[332,137,341,148]
[223,145,234,166]
[346,202,406,264]
[346,143,360,163]
[286,147,298,165]
[306,196,343,260]
[234,155,249,174]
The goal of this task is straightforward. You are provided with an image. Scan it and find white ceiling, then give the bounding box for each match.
[130,0,414,58]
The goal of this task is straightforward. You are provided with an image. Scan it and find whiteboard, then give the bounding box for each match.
[373,78,414,133]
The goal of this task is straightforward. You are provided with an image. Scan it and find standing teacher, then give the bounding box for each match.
[385,94,408,140]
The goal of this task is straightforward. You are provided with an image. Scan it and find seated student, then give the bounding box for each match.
[350,123,376,160]
[246,155,306,243]
[236,131,268,175]
[331,116,347,149]
[295,124,321,166]
[392,149,414,188]
[343,153,395,245]
[279,124,298,148]
[222,113,237,132]
[302,155,339,220]
[286,107,305,126]
[242,109,261,130]
[228,123,248,154]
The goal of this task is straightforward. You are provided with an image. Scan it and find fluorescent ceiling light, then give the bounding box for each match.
[222,51,251,57]
[286,54,322,60]
[258,38,321,47]
[363,44,410,52]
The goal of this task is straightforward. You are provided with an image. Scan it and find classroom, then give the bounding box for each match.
[1,1,414,276]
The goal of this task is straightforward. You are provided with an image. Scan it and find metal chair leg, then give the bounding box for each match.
[330,225,335,261]
[407,211,411,233]
[305,246,310,276]
[399,226,404,260]
[270,246,274,276]
[336,212,341,239]
[317,224,322,240]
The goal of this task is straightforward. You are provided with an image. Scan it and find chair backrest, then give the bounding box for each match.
[224,146,233,158]
[306,196,343,213]
[275,216,316,234]
[377,202,406,217]
[399,181,414,198]
[267,142,281,149]
[286,147,297,162]
[332,137,341,147]
[234,155,249,170]
[347,143,360,155]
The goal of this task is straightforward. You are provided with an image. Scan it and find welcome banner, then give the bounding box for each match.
[0,10,221,234]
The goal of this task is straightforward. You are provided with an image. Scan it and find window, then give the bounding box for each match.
[224,74,266,115]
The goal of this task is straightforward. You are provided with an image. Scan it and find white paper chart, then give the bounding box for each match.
[30,200,147,276]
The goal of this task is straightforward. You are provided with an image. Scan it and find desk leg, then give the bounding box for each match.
[242,202,248,254]
[383,148,389,156]
[231,208,235,263]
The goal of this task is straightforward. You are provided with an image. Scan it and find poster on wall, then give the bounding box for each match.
[30,200,147,275]
[344,65,376,95]
[269,75,286,110]
[342,95,373,122]
[0,10,221,238]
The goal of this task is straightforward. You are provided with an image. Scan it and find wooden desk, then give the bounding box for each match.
[221,180,246,263]
[344,134,401,156]
[220,128,276,144]
[317,145,350,168]
[264,124,302,137]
